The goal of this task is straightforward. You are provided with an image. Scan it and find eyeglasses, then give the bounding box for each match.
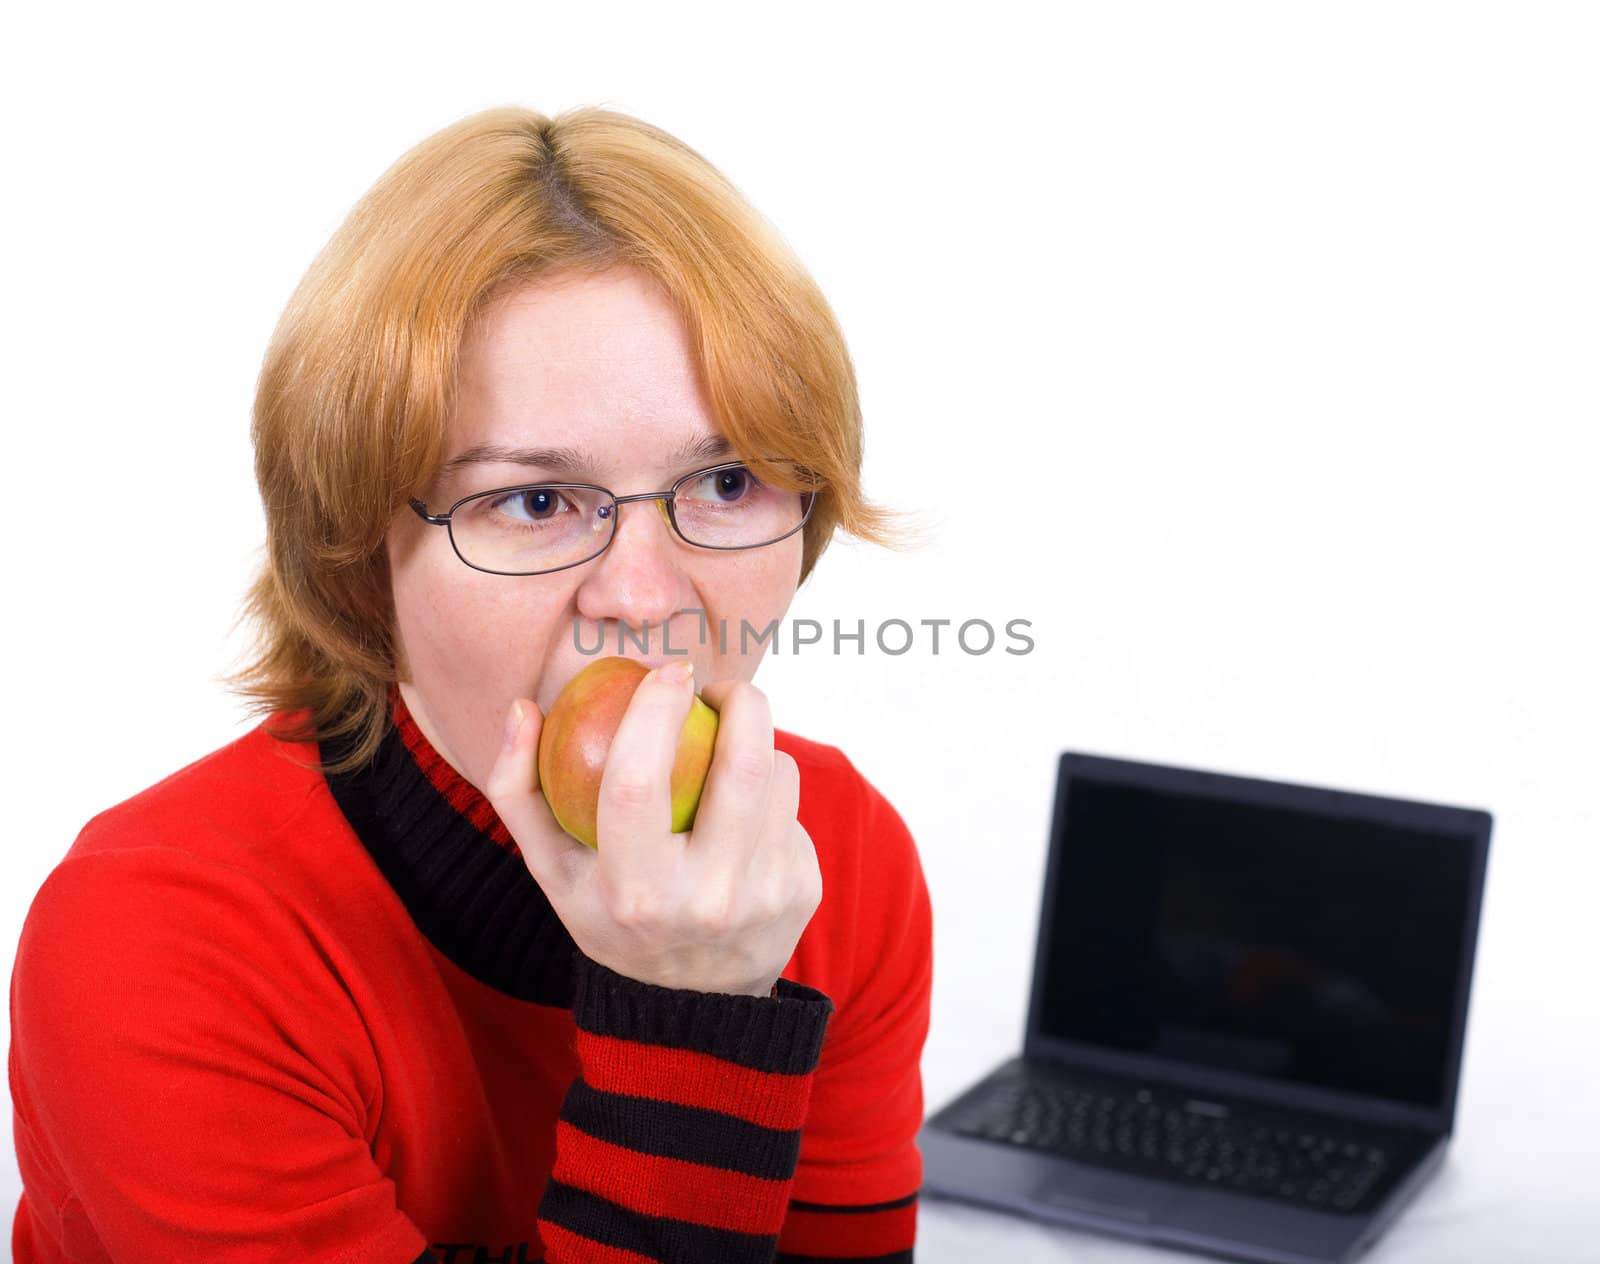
[408,460,818,576]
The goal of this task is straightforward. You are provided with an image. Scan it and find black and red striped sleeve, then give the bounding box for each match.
[536,953,838,1263]
[773,749,933,1262]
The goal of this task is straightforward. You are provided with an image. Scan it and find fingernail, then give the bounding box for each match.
[503,701,524,750]
[659,657,693,686]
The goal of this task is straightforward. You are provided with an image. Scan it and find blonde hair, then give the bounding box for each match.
[224,105,906,774]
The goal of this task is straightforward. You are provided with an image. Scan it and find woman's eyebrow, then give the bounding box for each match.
[441,443,593,479]
[672,433,735,466]
[441,433,733,479]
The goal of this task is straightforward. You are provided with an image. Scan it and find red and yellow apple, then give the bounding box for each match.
[537,656,720,848]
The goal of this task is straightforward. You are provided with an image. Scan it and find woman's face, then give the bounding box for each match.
[386,267,805,792]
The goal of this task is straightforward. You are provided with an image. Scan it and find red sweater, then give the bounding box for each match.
[9,692,932,1262]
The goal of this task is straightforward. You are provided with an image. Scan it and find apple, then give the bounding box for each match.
[537,656,720,848]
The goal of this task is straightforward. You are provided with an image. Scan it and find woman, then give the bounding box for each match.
[9,106,932,1263]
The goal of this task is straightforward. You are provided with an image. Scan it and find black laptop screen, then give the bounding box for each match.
[1037,776,1474,1109]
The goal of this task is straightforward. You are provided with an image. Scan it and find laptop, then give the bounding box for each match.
[919,751,1492,1264]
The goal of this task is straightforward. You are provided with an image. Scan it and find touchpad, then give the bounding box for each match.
[1030,1174,1176,1225]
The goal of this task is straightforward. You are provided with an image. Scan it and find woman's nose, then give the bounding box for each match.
[572,496,689,635]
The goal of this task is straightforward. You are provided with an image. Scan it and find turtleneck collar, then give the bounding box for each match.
[320,686,579,1008]
[388,687,517,852]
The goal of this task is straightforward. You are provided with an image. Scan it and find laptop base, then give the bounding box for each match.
[919,1095,1449,1264]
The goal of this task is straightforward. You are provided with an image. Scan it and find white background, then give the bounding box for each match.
[3,3,1596,1261]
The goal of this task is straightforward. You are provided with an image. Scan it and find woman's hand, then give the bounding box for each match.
[484,661,823,998]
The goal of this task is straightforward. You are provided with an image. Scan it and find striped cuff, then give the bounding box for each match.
[570,953,834,1076]
[537,954,836,1262]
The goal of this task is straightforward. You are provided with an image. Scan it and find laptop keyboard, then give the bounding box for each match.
[942,1071,1395,1214]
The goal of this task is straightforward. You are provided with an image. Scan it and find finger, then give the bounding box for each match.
[692,676,743,713]
[483,698,591,899]
[750,750,805,890]
[760,744,824,913]
[766,749,801,836]
[688,680,775,868]
[594,662,697,869]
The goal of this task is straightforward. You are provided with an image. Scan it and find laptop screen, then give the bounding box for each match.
[1035,768,1485,1111]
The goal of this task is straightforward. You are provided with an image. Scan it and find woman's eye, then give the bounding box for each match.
[685,466,755,503]
[493,488,571,521]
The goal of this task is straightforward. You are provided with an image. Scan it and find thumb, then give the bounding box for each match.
[484,698,590,898]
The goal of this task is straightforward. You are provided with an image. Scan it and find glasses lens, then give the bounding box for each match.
[673,465,812,548]
[450,485,614,574]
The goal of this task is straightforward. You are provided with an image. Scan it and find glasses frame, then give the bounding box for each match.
[408,459,819,577]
